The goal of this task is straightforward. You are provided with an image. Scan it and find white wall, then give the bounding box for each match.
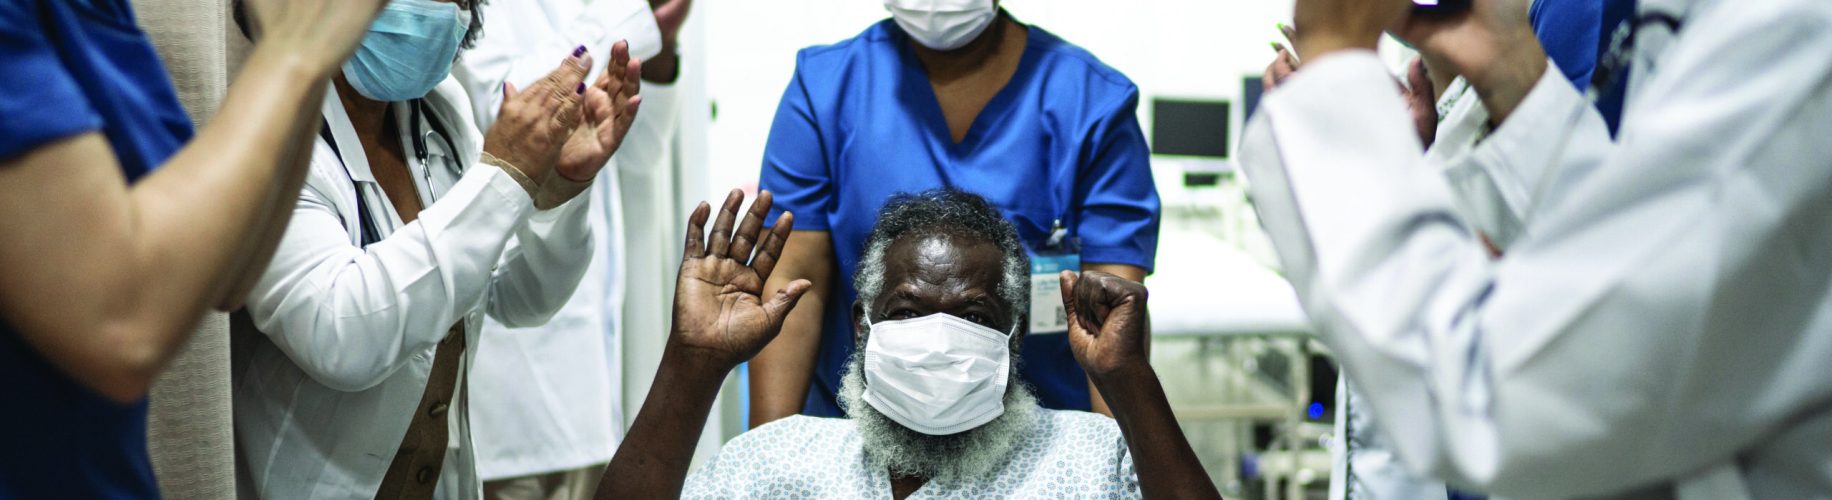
[699,0,1303,202]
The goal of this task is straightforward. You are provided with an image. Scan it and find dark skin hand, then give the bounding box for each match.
[1062,270,1222,500]
[642,0,691,83]
[595,188,811,499]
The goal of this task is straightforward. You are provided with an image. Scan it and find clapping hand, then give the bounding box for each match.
[556,41,644,182]
[483,49,594,183]
[1060,270,1152,382]
[669,189,812,371]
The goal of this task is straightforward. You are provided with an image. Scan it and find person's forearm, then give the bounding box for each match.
[1463,31,1548,126]
[487,192,595,328]
[102,44,328,399]
[597,345,730,499]
[214,117,320,311]
[746,276,826,427]
[747,231,833,427]
[1096,366,1221,500]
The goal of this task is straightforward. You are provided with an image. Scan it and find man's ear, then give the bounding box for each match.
[851,301,867,345]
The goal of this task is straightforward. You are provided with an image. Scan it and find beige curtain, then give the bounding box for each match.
[130,0,245,498]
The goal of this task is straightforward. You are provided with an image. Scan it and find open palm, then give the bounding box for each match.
[670,190,811,369]
[556,41,644,182]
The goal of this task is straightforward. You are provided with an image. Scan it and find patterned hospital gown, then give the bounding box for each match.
[681,410,1141,499]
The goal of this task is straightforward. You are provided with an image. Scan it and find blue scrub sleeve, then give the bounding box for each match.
[0,0,103,160]
[1073,86,1160,272]
[1530,0,1603,90]
[759,60,833,231]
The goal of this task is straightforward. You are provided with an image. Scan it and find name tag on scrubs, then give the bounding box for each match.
[1029,252,1080,335]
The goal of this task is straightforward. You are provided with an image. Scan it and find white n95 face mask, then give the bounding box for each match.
[862,313,1013,435]
[884,0,998,51]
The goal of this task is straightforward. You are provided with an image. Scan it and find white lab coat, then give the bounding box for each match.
[1238,0,1832,496]
[1329,75,1497,500]
[449,0,663,481]
[231,79,594,499]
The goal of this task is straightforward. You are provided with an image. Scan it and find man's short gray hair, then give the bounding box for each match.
[853,189,1030,332]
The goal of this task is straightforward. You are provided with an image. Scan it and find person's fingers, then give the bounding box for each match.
[762,279,814,330]
[1075,272,1130,333]
[493,82,523,130]
[583,86,613,126]
[707,189,743,258]
[525,47,592,105]
[609,40,631,83]
[1060,270,1099,336]
[1407,57,1432,98]
[683,201,710,259]
[750,212,794,282]
[600,95,642,148]
[594,63,615,89]
[729,191,772,261]
[529,49,592,135]
[624,54,643,100]
[1074,272,1105,331]
[1279,22,1300,56]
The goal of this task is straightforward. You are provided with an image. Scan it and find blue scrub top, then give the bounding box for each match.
[1530,0,1604,91]
[760,18,1160,417]
[0,0,192,497]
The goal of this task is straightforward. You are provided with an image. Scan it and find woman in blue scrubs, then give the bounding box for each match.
[750,0,1160,425]
[0,0,383,496]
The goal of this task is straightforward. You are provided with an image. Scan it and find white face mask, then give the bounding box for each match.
[883,0,998,51]
[861,313,1013,435]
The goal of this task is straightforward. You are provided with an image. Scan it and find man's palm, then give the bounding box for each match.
[669,190,810,369]
[673,253,778,361]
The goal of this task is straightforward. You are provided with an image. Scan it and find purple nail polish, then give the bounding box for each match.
[572,45,587,57]
[576,82,586,95]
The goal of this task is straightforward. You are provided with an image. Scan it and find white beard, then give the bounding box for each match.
[838,349,1039,484]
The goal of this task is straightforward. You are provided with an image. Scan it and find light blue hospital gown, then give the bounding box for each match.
[681,410,1141,498]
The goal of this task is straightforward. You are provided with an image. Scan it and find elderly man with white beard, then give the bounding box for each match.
[587,188,1219,499]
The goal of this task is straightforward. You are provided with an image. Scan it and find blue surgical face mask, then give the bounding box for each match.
[341,0,470,102]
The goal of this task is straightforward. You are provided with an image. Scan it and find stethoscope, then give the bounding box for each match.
[1588,11,1685,103]
[322,98,463,247]
[407,99,463,201]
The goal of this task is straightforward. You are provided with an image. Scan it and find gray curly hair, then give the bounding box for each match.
[853,189,1030,332]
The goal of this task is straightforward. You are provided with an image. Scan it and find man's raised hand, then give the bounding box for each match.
[1060,270,1152,382]
[670,189,812,371]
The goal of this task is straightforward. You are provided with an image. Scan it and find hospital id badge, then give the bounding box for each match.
[1029,252,1080,335]
[1029,220,1080,335]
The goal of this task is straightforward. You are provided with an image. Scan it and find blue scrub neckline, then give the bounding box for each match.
[892,20,1044,159]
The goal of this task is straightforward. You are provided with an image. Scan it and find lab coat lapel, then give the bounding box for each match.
[322,84,377,184]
